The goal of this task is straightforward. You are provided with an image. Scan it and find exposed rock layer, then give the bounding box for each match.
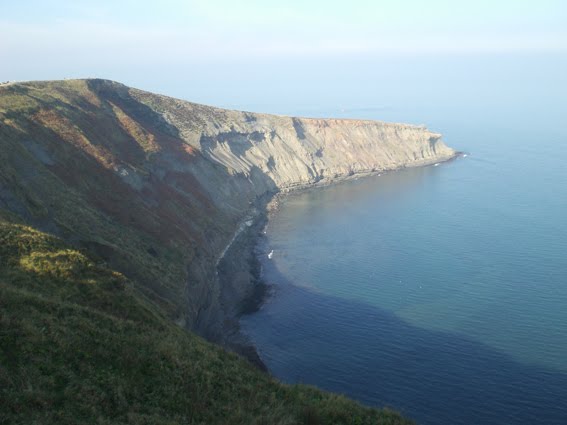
[0,79,455,342]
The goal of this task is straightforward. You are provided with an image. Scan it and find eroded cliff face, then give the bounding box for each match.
[131,87,454,193]
[0,79,455,342]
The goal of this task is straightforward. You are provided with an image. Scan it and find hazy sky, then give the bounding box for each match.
[2,1,566,114]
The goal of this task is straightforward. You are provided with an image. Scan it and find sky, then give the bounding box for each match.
[2,1,566,115]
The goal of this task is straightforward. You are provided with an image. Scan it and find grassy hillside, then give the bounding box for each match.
[0,217,411,424]
[0,79,224,327]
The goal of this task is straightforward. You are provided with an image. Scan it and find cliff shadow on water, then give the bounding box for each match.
[242,253,567,425]
[238,159,567,425]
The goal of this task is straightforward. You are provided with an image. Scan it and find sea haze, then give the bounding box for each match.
[240,53,567,425]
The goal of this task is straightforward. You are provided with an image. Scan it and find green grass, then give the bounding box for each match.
[0,219,412,425]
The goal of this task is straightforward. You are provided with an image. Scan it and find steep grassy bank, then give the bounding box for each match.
[0,217,411,424]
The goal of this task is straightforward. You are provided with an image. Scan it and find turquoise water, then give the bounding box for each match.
[240,64,567,424]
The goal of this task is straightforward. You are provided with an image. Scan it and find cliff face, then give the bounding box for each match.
[0,79,455,340]
[132,86,453,193]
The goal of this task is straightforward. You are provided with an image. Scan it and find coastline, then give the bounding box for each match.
[218,152,462,371]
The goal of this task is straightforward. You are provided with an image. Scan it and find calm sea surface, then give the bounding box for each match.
[240,58,567,425]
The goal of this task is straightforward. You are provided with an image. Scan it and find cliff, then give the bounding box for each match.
[0,79,455,342]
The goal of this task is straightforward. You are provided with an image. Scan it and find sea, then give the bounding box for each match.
[239,53,567,425]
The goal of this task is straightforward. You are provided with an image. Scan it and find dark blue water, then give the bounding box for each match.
[240,55,567,425]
